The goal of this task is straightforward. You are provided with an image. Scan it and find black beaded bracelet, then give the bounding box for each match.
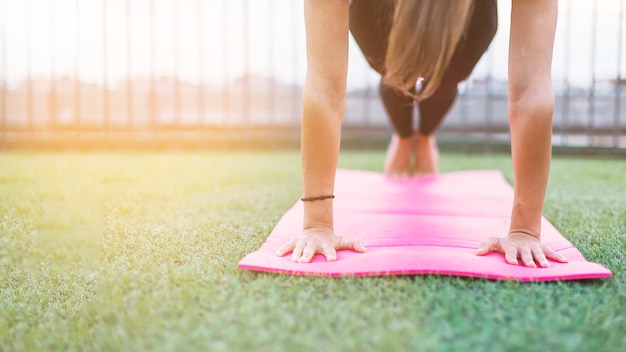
[300,194,335,202]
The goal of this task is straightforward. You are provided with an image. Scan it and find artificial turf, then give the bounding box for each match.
[0,151,624,351]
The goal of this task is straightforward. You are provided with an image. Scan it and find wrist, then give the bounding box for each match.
[509,201,543,240]
[508,230,540,240]
[303,200,333,230]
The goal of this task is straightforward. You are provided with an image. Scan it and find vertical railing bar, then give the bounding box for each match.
[615,0,624,148]
[587,0,598,147]
[221,0,229,126]
[150,0,156,130]
[459,82,468,152]
[173,0,180,127]
[50,0,56,131]
[103,0,110,133]
[363,66,371,148]
[75,0,80,128]
[197,0,204,126]
[291,0,298,128]
[561,0,571,147]
[1,0,6,143]
[268,0,275,126]
[243,0,250,128]
[26,0,34,133]
[126,0,133,131]
[484,42,493,153]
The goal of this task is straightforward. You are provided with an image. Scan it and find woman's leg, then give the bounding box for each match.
[350,0,415,138]
[415,0,498,174]
[350,0,498,176]
[350,0,415,177]
[418,0,498,136]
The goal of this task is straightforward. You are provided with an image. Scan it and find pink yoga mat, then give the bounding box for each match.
[238,169,612,281]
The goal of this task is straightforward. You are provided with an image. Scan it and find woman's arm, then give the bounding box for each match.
[275,0,365,263]
[300,0,349,232]
[476,0,567,267]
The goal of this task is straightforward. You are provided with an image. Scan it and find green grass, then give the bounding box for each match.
[0,151,624,351]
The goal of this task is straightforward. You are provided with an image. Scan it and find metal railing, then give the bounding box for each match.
[0,0,624,153]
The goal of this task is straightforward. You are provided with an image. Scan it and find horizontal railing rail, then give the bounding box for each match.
[0,0,624,153]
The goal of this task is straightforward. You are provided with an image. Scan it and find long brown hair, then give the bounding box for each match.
[384,0,474,100]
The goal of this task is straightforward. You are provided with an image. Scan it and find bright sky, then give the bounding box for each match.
[1,0,625,89]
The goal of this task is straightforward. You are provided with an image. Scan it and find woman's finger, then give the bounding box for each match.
[543,245,568,263]
[353,239,367,253]
[291,243,305,263]
[504,247,519,265]
[322,245,337,262]
[298,245,317,263]
[520,248,536,268]
[475,237,496,255]
[274,239,295,257]
[531,247,550,268]
[336,237,367,253]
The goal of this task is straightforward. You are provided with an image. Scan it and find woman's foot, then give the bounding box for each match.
[414,132,439,176]
[384,134,413,179]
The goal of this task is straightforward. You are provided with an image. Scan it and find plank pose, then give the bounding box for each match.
[275,0,569,268]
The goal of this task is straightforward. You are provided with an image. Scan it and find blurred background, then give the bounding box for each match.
[0,0,624,154]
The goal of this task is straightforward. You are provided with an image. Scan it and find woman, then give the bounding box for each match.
[275,0,569,269]
[351,0,497,178]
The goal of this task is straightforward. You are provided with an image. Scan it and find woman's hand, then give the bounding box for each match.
[476,232,568,268]
[274,227,366,263]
